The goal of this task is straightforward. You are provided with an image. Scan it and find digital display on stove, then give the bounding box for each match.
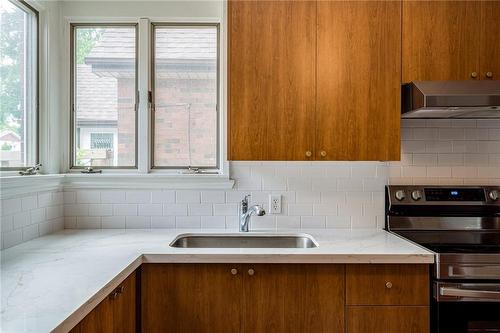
[424,188,486,201]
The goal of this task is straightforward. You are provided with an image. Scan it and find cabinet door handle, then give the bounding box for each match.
[248,268,255,276]
[471,72,478,79]
[385,281,393,289]
[305,151,312,157]
[231,268,238,275]
[486,71,493,79]
[320,151,327,157]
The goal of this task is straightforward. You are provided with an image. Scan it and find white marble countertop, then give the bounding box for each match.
[1,228,434,333]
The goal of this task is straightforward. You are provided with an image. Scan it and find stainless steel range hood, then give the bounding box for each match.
[402,81,500,119]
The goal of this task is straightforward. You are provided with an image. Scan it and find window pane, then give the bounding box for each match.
[73,26,136,167]
[0,0,37,168]
[153,26,218,168]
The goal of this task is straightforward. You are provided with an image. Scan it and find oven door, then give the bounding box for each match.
[433,282,500,333]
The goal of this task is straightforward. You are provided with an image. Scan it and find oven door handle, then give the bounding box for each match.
[440,287,500,300]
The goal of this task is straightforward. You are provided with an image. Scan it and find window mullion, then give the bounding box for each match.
[137,18,151,173]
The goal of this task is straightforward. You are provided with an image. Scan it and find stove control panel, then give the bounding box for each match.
[387,186,500,205]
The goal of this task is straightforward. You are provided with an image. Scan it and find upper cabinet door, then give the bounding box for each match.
[316,1,401,161]
[402,1,481,82]
[480,1,500,80]
[228,1,316,160]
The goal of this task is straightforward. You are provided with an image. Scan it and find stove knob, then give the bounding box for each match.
[489,190,499,201]
[411,190,423,201]
[395,190,406,201]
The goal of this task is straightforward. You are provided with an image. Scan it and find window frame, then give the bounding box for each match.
[150,22,221,171]
[69,22,139,170]
[0,0,39,171]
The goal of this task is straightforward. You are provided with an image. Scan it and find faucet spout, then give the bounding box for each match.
[239,195,266,232]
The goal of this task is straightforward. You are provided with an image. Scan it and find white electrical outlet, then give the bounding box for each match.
[269,194,282,214]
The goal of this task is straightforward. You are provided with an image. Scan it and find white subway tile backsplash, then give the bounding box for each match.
[126,191,151,204]
[30,208,46,224]
[176,216,201,228]
[125,216,151,229]
[88,204,113,217]
[2,198,22,216]
[13,211,30,229]
[21,196,37,211]
[113,204,138,216]
[45,205,64,220]
[200,191,225,204]
[213,204,238,216]
[102,216,126,229]
[138,204,162,216]
[3,118,497,248]
[176,190,200,203]
[151,216,175,229]
[77,191,100,204]
[200,216,225,229]
[101,190,126,204]
[188,204,212,216]
[163,204,188,216]
[76,217,101,229]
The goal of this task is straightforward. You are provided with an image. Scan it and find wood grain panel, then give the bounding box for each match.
[77,297,114,333]
[402,1,481,82]
[141,264,242,333]
[112,272,136,333]
[480,1,500,80]
[317,1,401,161]
[346,264,429,306]
[243,264,345,333]
[347,306,430,333]
[228,1,316,160]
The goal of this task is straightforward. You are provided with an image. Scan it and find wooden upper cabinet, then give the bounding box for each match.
[402,1,482,82]
[480,1,500,80]
[228,1,316,160]
[316,1,401,161]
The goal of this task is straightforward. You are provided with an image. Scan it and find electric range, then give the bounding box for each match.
[385,185,500,333]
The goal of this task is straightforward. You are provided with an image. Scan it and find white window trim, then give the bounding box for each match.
[0,0,39,173]
[63,15,229,178]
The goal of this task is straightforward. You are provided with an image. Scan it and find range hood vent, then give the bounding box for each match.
[402,81,500,119]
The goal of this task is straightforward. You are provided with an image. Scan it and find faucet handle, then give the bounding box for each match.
[242,194,251,204]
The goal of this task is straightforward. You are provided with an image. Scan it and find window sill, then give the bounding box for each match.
[62,173,235,190]
[0,174,64,199]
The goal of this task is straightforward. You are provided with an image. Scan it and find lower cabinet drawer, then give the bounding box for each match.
[346,264,429,305]
[346,306,429,333]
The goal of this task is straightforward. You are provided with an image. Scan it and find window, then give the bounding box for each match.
[0,0,38,170]
[70,24,137,168]
[70,22,220,172]
[151,24,219,169]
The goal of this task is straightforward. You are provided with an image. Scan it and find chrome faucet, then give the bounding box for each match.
[239,195,266,232]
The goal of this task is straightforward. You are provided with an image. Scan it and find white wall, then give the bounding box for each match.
[1,190,64,249]
[391,119,500,185]
[3,0,499,249]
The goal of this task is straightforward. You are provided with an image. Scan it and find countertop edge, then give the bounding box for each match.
[51,251,434,333]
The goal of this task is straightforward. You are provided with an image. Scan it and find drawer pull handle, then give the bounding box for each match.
[248,269,255,276]
[385,282,393,289]
[231,268,238,275]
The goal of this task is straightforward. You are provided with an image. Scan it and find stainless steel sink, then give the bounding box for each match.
[169,233,319,248]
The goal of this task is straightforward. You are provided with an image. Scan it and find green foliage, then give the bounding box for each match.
[0,4,24,134]
[1,142,12,151]
[76,28,104,64]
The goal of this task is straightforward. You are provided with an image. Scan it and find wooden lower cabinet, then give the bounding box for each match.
[141,263,345,333]
[71,263,430,333]
[347,306,429,333]
[70,271,136,333]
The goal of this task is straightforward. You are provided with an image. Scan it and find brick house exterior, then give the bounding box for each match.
[80,26,217,168]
